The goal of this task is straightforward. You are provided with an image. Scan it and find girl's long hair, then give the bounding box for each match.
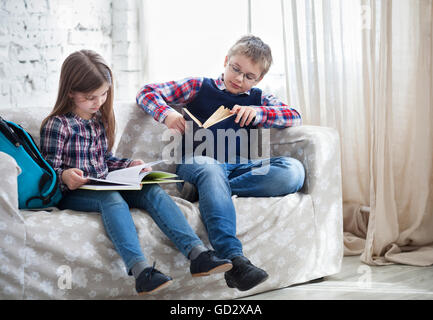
[41,50,116,150]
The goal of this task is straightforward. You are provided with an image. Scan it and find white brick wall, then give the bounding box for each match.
[0,0,141,110]
[112,0,141,102]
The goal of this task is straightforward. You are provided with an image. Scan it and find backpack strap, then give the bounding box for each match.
[25,173,61,207]
[5,120,61,205]
[0,116,20,146]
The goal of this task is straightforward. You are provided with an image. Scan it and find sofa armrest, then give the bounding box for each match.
[269,125,341,195]
[0,152,24,223]
[0,152,26,298]
[269,125,344,270]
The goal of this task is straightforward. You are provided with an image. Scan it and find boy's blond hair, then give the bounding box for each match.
[227,35,273,77]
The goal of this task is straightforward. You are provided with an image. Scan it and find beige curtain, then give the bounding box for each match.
[281,0,433,266]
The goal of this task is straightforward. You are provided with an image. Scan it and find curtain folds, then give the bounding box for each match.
[281,0,433,266]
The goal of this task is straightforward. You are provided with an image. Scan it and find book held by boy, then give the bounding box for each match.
[183,105,234,129]
[79,160,183,191]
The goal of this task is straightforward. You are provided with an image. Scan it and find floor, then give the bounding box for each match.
[238,256,433,300]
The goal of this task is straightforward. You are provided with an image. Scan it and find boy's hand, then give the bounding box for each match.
[164,111,186,134]
[129,159,152,172]
[231,105,257,127]
[62,168,89,190]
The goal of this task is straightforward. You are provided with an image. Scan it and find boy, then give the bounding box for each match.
[136,35,305,291]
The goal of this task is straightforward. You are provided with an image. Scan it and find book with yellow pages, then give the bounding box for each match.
[183,105,234,129]
[79,160,183,191]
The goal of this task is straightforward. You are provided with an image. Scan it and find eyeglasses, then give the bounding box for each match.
[227,63,259,83]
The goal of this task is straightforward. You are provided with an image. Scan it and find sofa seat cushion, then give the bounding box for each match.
[19,192,315,299]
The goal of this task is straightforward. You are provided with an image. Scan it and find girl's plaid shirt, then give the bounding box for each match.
[136,75,302,128]
[40,112,132,192]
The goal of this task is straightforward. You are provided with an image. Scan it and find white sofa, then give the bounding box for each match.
[0,102,343,300]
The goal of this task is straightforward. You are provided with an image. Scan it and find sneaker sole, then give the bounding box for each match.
[226,273,269,291]
[138,279,173,295]
[191,263,233,277]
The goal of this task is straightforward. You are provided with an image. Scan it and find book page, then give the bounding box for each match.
[80,170,182,190]
[79,181,142,190]
[88,160,167,185]
[202,106,234,128]
[183,106,235,129]
[203,113,234,128]
[183,108,203,127]
[141,171,178,180]
[203,105,225,127]
[105,164,147,184]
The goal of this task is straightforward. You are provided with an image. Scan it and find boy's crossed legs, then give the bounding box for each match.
[176,155,305,291]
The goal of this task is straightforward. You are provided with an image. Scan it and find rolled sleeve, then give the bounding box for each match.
[105,152,132,172]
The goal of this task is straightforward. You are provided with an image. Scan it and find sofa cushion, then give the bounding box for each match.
[17,192,315,299]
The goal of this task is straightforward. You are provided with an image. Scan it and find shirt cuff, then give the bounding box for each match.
[55,168,69,193]
[252,107,267,126]
[158,108,178,124]
[107,158,133,171]
[123,159,133,168]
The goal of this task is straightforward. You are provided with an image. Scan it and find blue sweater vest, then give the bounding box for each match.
[182,78,262,162]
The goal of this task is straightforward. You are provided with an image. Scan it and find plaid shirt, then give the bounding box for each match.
[136,75,302,128]
[40,112,132,192]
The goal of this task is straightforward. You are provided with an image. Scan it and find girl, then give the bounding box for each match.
[40,50,232,295]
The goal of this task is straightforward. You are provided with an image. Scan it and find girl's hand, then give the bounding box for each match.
[164,111,186,134]
[230,105,257,127]
[62,168,89,190]
[129,159,152,172]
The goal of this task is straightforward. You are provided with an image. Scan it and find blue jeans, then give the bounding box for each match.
[58,184,203,274]
[176,156,305,260]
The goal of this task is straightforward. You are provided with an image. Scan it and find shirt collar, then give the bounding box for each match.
[68,111,101,123]
[216,74,251,96]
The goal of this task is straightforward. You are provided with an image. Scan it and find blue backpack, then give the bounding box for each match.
[0,116,62,209]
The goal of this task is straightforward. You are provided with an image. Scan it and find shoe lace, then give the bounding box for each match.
[146,261,157,280]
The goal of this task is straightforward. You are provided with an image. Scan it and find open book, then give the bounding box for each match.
[79,160,183,191]
[183,105,234,129]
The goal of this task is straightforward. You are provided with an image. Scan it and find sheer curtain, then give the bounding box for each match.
[279,0,433,266]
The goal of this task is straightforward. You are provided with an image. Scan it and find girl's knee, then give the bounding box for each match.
[96,191,125,205]
[93,191,129,212]
[97,191,129,214]
[141,184,166,199]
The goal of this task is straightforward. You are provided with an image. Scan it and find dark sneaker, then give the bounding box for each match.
[224,256,268,291]
[180,181,199,202]
[190,250,233,277]
[136,263,173,295]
